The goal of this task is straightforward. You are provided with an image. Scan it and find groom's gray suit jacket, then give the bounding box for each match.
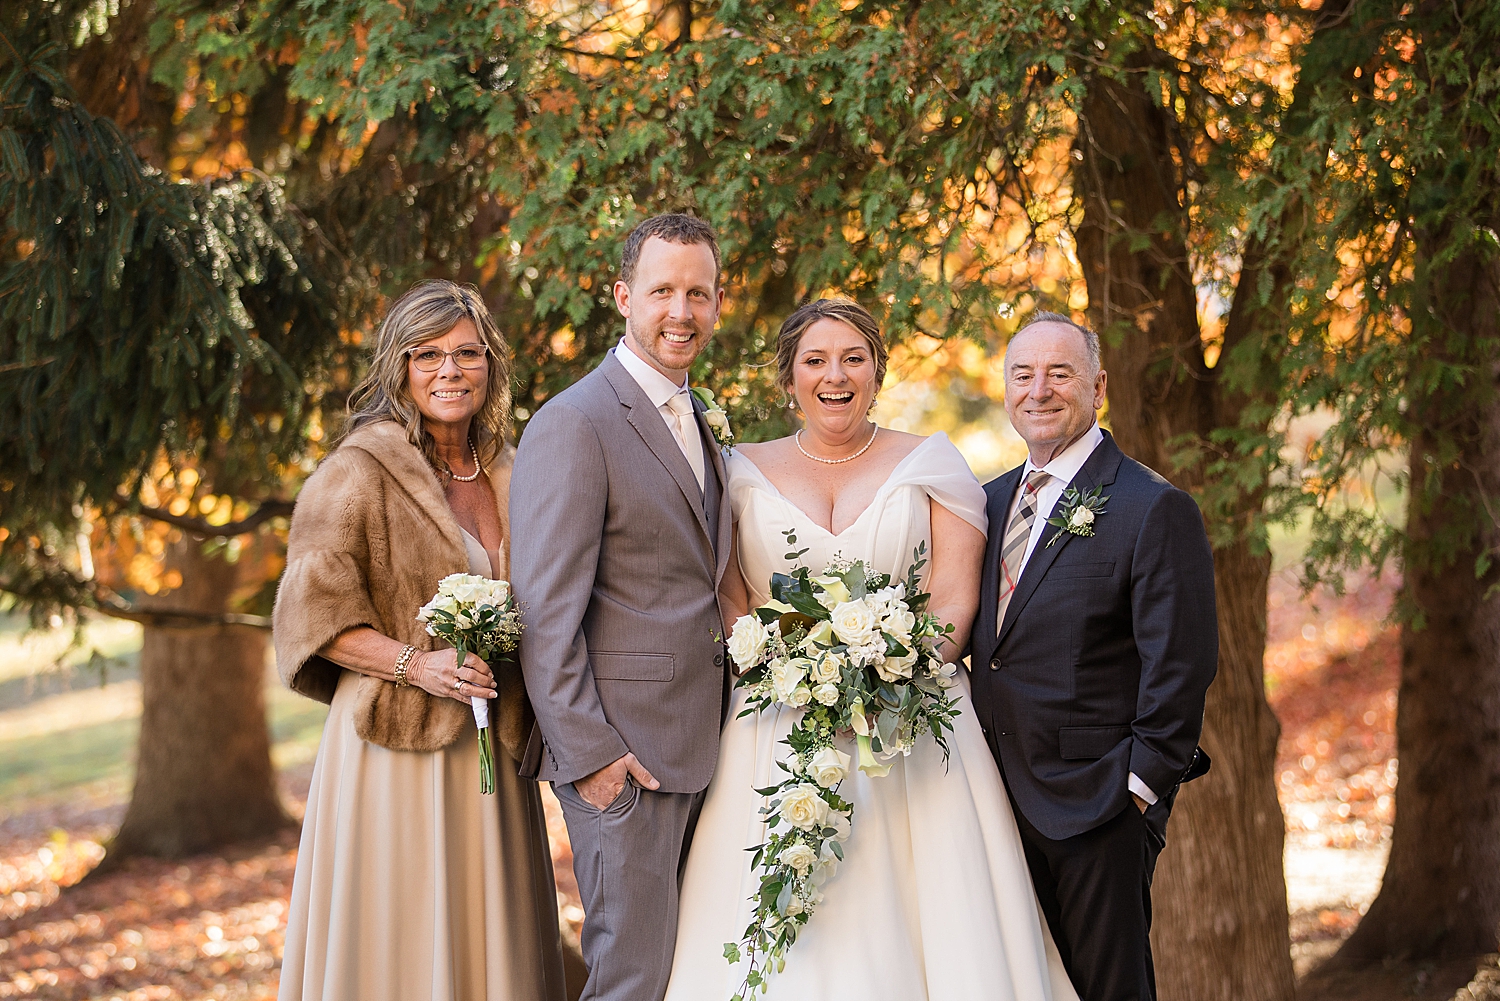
[510,350,733,792]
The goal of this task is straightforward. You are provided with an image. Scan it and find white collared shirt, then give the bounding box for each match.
[1006,422,1104,582]
[1004,422,1158,805]
[613,336,704,490]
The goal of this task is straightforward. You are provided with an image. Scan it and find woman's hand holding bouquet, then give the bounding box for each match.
[417,573,524,794]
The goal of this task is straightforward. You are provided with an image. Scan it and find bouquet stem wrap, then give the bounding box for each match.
[458,640,496,795]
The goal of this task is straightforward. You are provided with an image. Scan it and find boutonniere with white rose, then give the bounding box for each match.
[1045,484,1110,548]
[689,386,734,449]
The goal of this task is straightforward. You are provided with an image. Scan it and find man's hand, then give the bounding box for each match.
[1132,792,1148,814]
[575,752,660,810]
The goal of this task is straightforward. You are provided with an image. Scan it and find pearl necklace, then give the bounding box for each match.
[796,425,878,465]
[447,436,484,482]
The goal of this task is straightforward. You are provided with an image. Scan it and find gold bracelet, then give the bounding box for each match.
[393,645,417,687]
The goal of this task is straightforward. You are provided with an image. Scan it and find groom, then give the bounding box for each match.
[970,313,1218,1001]
[510,213,733,1001]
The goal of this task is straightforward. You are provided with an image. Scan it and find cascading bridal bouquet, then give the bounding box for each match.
[416,573,524,794]
[720,533,961,1000]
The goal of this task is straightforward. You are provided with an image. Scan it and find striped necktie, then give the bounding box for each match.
[995,469,1052,640]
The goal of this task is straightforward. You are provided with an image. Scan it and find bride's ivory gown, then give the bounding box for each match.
[664,434,1079,1001]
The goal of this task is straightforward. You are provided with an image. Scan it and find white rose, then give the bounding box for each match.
[810,575,851,610]
[830,600,879,648]
[778,842,818,875]
[778,784,830,830]
[770,658,808,702]
[807,746,851,789]
[786,684,813,707]
[1069,505,1095,529]
[881,605,916,639]
[420,593,459,620]
[812,682,840,706]
[876,650,918,683]
[728,615,770,670]
[704,409,729,432]
[809,652,843,684]
[784,897,805,916]
[486,579,512,604]
[445,574,488,605]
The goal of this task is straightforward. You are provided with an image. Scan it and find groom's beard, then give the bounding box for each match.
[627,317,712,371]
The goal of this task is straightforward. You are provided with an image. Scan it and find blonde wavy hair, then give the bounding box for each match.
[346,280,512,476]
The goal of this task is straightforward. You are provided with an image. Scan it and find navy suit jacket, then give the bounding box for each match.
[969,431,1218,841]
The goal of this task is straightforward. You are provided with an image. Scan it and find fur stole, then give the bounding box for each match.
[272,420,533,758]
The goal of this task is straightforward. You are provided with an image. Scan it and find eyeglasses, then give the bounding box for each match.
[407,343,491,372]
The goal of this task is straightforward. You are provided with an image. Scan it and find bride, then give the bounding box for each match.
[664,299,1079,1000]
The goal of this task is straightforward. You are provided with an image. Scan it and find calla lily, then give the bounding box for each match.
[856,734,892,777]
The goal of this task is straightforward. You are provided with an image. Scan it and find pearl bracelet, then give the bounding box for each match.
[393,645,417,687]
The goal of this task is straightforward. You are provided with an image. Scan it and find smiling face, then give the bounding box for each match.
[1004,321,1107,465]
[790,318,880,438]
[613,236,723,382]
[407,318,489,433]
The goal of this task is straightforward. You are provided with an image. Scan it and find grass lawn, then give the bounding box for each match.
[0,614,328,823]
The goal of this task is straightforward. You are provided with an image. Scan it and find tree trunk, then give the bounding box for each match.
[1330,245,1500,966]
[1073,62,1297,1001]
[109,534,290,859]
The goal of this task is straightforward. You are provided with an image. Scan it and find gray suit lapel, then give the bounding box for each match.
[694,402,735,587]
[601,355,715,552]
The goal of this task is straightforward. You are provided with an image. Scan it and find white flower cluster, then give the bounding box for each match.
[416,572,523,658]
[724,552,962,997]
[730,579,953,706]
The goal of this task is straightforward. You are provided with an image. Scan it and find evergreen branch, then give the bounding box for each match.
[132,499,295,537]
[0,356,55,373]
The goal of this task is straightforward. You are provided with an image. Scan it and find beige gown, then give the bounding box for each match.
[278,530,566,1001]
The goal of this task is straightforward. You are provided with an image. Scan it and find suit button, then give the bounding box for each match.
[989,657,1001,671]
[713,653,725,667]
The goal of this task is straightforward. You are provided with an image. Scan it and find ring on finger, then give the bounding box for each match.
[453,677,464,691]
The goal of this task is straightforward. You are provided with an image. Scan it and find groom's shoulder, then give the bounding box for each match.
[532,360,619,423]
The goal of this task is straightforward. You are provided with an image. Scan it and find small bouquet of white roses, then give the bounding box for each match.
[416,573,524,794]
[720,534,959,1000]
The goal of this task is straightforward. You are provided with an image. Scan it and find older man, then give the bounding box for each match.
[969,312,1218,1001]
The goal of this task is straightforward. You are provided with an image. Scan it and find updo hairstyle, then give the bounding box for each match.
[773,297,889,391]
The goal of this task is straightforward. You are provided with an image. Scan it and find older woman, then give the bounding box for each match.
[273,281,566,1001]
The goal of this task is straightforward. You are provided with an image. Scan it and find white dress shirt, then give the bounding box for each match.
[1004,423,1158,806]
[614,337,706,491]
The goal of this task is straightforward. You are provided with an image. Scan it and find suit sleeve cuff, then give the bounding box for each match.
[1129,772,1159,805]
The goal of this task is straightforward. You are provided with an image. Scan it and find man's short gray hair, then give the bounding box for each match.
[1006,310,1102,375]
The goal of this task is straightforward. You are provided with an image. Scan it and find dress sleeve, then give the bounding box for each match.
[905,433,988,535]
[724,448,765,523]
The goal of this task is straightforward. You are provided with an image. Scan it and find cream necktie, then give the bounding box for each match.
[664,391,706,492]
[995,469,1052,642]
